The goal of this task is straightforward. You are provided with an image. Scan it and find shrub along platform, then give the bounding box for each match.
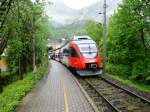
[0,61,49,112]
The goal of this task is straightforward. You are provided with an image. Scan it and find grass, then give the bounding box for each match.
[0,59,48,112]
[106,74,150,93]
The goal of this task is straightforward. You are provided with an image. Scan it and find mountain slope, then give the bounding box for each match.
[46,0,122,25]
[78,0,122,23]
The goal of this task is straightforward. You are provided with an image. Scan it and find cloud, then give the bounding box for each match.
[44,0,122,24]
[64,0,100,9]
[49,0,101,9]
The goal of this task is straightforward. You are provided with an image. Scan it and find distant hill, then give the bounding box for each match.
[78,0,122,23]
[48,0,122,39]
[45,0,122,25]
[45,1,78,25]
[50,20,86,39]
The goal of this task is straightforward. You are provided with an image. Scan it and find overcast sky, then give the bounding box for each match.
[32,0,122,24]
[31,0,101,9]
[49,0,101,9]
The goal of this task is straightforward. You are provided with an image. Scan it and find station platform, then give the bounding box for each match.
[16,60,95,112]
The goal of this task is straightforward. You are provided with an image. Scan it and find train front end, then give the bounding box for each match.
[69,36,103,76]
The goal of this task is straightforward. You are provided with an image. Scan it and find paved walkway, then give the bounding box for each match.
[16,60,94,112]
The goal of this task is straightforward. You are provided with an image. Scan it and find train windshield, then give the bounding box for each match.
[78,43,98,58]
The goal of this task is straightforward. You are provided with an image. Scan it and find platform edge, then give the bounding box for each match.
[71,75,99,112]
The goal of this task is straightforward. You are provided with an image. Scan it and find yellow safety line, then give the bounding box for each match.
[61,80,69,112]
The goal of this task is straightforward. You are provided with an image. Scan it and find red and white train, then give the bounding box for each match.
[54,36,103,76]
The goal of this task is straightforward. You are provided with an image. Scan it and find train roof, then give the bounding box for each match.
[72,36,96,45]
[73,36,92,40]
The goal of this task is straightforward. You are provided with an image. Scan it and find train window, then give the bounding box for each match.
[78,44,98,58]
[70,48,78,57]
[63,49,69,54]
[78,44,97,53]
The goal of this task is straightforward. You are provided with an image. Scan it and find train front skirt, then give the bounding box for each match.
[76,68,103,76]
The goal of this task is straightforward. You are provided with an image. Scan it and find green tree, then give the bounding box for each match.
[0,0,13,54]
[107,0,150,84]
[0,0,51,82]
[84,20,103,47]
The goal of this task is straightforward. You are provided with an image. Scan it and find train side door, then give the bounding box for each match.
[63,49,69,66]
[69,47,79,68]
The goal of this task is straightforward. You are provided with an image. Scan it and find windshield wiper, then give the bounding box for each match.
[89,45,92,54]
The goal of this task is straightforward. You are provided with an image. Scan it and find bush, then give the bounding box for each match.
[0,71,18,91]
[146,75,150,84]
[106,63,129,78]
[130,60,150,84]
[145,59,150,85]
[130,61,145,81]
[0,61,48,112]
[0,74,34,112]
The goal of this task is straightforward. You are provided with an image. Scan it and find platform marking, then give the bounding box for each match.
[61,80,69,112]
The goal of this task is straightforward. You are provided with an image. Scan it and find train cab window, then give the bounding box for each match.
[70,48,78,57]
[78,43,98,58]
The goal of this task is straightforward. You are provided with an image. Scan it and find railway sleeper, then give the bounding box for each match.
[126,106,141,112]
[100,92,113,96]
[111,92,127,97]
[98,88,115,91]
[86,89,96,94]
[116,106,127,112]
[108,98,122,102]
[93,97,103,102]
[111,100,122,106]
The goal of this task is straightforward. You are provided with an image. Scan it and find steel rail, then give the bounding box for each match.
[99,76,150,104]
[84,79,121,112]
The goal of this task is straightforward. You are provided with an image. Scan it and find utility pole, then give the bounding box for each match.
[33,15,37,74]
[103,0,107,75]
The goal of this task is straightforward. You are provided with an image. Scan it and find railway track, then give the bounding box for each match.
[76,76,150,112]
